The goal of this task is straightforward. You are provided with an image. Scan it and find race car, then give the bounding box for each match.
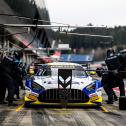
[24,62,103,107]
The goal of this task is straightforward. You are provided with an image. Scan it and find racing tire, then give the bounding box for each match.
[119,96,126,110]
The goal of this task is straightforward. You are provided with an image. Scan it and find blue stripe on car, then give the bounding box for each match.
[82,80,102,95]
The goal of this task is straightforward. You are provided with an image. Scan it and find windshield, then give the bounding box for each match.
[72,69,87,77]
[36,66,87,77]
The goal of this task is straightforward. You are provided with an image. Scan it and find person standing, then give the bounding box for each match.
[103,48,125,104]
[0,53,17,106]
[0,51,23,106]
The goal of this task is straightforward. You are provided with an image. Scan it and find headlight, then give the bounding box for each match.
[31,82,44,92]
[85,82,96,92]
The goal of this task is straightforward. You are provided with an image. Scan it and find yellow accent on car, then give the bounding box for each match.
[24,96,103,106]
[25,94,37,101]
[90,95,99,102]
[89,71,96,75]
[90,96,103,102]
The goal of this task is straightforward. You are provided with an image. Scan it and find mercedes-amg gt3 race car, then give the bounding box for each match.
[24,62,103,107]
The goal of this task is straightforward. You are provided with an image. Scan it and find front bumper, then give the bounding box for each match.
[24,95,103,106]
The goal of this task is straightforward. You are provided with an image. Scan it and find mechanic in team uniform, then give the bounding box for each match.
[0,52,16,105]
[0,53,7,104]
[13,51,24,100]
[103,48,125,104]
[0,51,23,106]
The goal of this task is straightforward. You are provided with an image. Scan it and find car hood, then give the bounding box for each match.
[33,76,94,90]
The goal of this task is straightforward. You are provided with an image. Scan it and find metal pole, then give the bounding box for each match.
[7,40,9,52]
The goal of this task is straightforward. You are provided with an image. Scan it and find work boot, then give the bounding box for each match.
[13,98,18,101]
[0,101,7,104]
[114,96,118,101]
[16,95,20,100]
[105,97,113,104]
[8,102,18,106]
[113,93,118,101]
[106,100,113,104]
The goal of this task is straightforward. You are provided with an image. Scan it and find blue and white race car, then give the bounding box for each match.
[24,62,103,107]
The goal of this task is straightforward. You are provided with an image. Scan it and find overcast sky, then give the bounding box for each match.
[45,0,126,27]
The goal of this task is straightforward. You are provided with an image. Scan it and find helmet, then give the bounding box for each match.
[106,48,115,57]
[13,51,23,60]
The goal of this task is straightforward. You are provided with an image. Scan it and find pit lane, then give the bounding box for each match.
[0,90,126,126]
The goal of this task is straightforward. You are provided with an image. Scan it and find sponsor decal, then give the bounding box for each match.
[50,65,75,69]
[28,94,37,101]
[59,89,69,100]
[90,94,99,101]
